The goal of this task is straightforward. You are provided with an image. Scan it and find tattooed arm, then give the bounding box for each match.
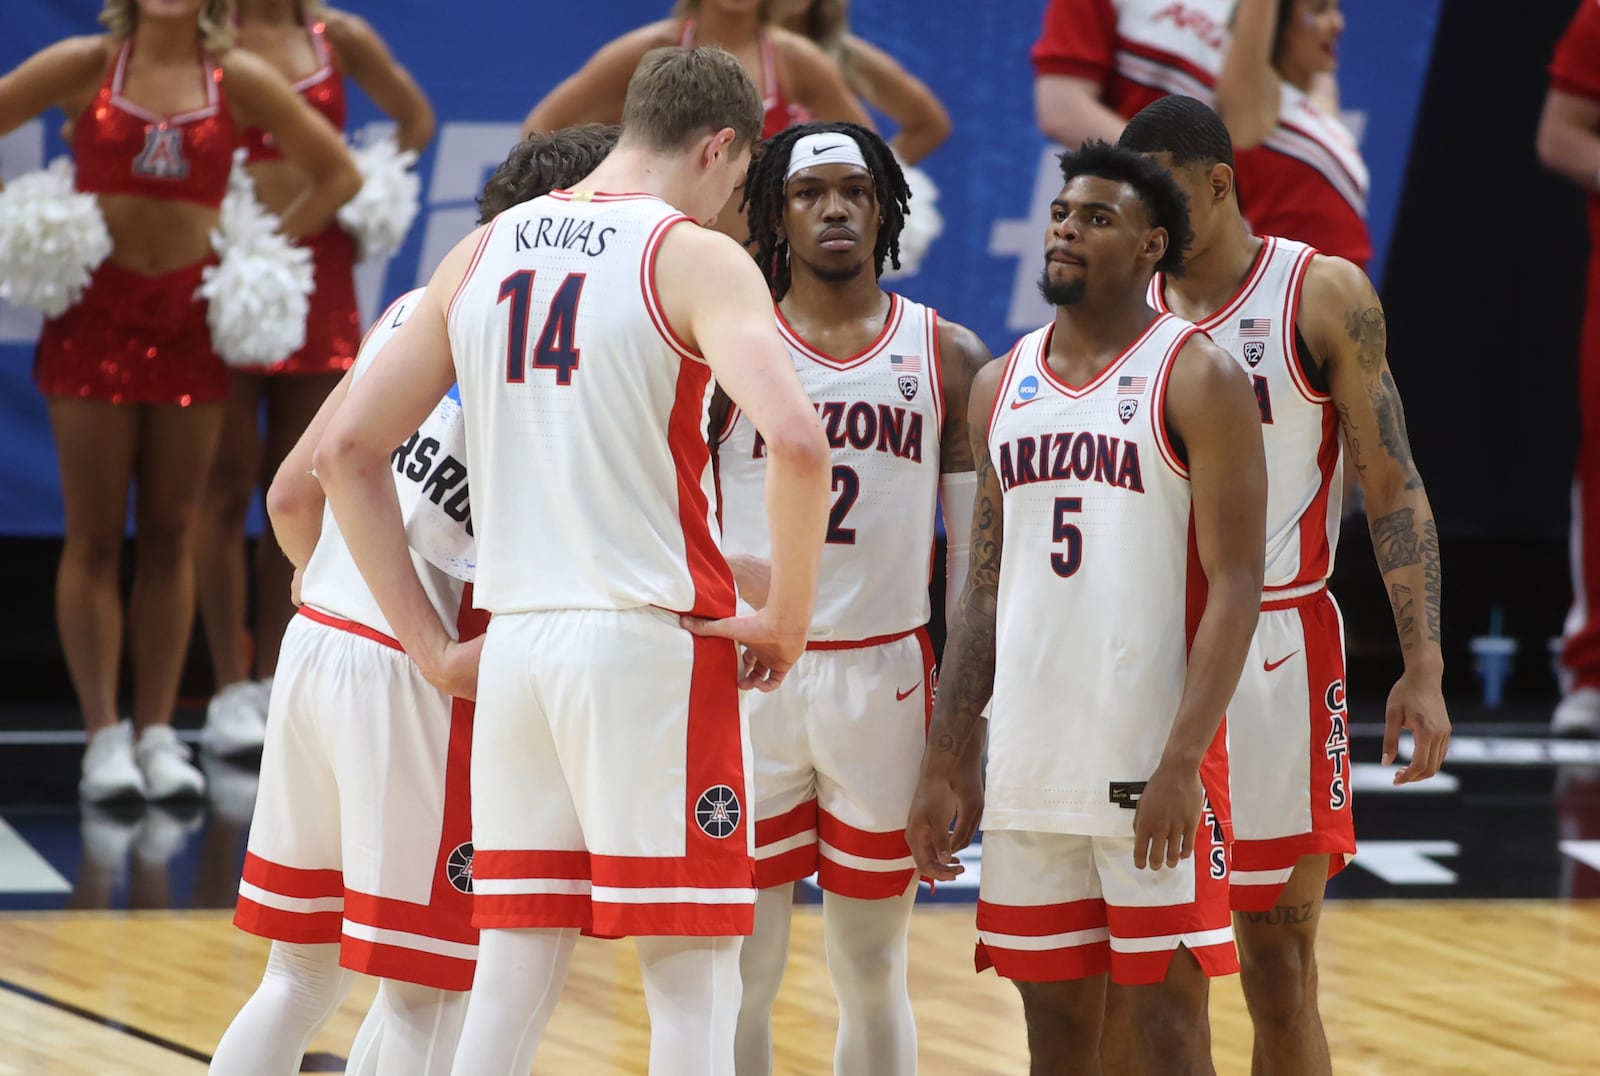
[1303,255,1451,783]
[905,357,1005,880]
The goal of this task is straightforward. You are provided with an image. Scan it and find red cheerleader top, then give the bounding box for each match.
[239,17,347,162]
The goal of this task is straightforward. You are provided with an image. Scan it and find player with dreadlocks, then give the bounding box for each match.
[714,120,991,1075]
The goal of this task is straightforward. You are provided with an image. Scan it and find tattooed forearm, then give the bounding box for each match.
[929,454,1001,755]
[1370,507,1420,574]
[1421,518,1442,645]
[1368,370,1424,490]
[1389,584,1418,653]
[1345,306,1386,371]
[1336,402,1367,478]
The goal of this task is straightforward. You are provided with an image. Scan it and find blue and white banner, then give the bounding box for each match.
[0,0,1441,534]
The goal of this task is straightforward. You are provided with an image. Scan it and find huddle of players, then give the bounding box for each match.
[215,44,1450,1076]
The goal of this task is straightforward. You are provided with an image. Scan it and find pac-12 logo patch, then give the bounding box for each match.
[1117,398,1138,424]
[445,842,474,894]
[897,374,918,401]
[695,785,742,838]
[1242,341,1266,367]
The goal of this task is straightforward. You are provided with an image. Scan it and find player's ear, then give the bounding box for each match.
[1144,226,1170,268]
[1209,162,1235,206]
[705,127,737,168]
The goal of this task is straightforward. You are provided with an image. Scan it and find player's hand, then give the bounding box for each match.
[1384,670,1451,784]
[425,634,485,701]
[289,565,304,607]
[681,609,806,692]
[726,554,772,610]
[905,748,984,881]
[1131,762,1204,871]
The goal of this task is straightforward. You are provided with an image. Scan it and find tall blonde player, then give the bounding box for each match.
[315,49,831,1076]
[718,122,990,1075]
[1122,96,1450,1076]
[211,126,622,1076]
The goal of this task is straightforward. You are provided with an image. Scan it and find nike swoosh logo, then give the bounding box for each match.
[1264,651,1300,672]
[1008,397,1039,410]
[895,684,920,701]
[812,144,826,154]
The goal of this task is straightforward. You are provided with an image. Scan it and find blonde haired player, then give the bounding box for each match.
[315,48,831,1075]
[210,125,621,1076]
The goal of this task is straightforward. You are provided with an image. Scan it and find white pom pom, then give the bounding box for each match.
[0,158,112,317]
[882,163,943,281]
[197,155,315,368]
[336,137,421,262]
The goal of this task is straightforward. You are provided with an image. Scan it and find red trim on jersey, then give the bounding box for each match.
[917,626,936,731]
[806,626,917,651]
[234,898,342,945]
[1260,581,1327,607]
[777,293,904,370]
[715,402,742,445]
[1193,238,1277,332]
[1292,402,1342,588]
[986,340,1025,443]
[927,307,946,430]
[818,810,913,860]
[979,896,1108,935]
[682,630,750,860]
[667,359,738,618]
[445,220,498,328]
[1281,247,1328,404]
[342,889,476,947]
[1150,326,1200,479]
[473,849,591,881]
[1038,315,1173,398]
[340,937,474,992]
[975,938,1111,982]
[241,852,343,898]
[756,799,817,845]
[1106,939,1238,985]
[755,797,818,890]
[297,605,403,652]
[641,215,706,363]
[546,189,664,203]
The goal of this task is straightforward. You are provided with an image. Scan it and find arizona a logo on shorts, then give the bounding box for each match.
[134,124,190,180]
[1117,398,1139,424]
[695,785,742,838]
[1242,341,1266,367]
[445,842,474,894]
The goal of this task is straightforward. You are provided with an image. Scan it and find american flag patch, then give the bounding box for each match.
[1238,317,1272,338]
[889,353,921,373]
[1117,375,1147,395]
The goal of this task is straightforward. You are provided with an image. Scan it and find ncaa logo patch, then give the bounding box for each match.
[1242,341,1266,367]
[445,842,474,894]
[695,785,742,839]
[1117,398,1138,424]
[1017,375,1039,402]
[897,374,919,401]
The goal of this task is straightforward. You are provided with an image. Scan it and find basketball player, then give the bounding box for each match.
[1119,95,1450,1076]
[717,121,990,1076]
[314,48,832,1076]
[210,125,621,1076]
[907,141,1268,1075]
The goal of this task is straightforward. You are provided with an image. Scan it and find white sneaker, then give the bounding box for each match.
[80,721,144,803]
[202,680,268,757]
[135,725,206,800]
[1553,686,1600,738]
[134,805,205,865]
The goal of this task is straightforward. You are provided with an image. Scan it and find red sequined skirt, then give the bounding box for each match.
[264,223,359,377]
[34,258,229,406]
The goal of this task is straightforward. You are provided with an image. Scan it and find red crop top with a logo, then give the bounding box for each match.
[73,40,236,208]
[240,17,346,162]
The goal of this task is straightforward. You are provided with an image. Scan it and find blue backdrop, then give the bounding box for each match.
[0,0,1441,534]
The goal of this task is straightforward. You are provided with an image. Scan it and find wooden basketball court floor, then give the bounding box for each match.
[2,900,1596,1074]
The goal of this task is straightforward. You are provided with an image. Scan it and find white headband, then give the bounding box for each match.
[785,133,870,182]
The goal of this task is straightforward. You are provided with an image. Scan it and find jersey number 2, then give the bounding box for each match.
[1051,497,1082,577]
[500,270,585,385]
[827,465,860,545]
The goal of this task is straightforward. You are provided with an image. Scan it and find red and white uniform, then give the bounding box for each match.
[1152,235,1356,910]
[1234,83,1373,268]
[446,191,749,937]
[235,290,484,991]
[717,294,941,899]
[1549,0,1600,694]
[1030,0,1231,122]
[975,314,1236,985]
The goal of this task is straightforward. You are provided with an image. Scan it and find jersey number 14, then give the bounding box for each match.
[499,270,585,385]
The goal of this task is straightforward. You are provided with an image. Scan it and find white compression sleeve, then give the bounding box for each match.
[939,471,978,630]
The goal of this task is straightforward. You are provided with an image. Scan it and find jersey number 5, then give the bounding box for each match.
[500,270,585,385]
[1052,497,1082,577]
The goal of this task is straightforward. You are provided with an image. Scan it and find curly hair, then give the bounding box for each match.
[1058,140,1194,276]
[100,0,235,53]
[741,121,909,300]
[477,124,621,224]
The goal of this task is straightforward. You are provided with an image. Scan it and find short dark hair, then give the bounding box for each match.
[1057,140,1193,275]
[476,124,620,224]
[742,121,910,299]
[621,46,764,154]
[1118,95,1235,172]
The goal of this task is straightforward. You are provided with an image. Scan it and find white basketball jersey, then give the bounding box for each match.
[446,192,733,618]
[301,290,470,637]
[1152,236,1342,592]
[985,313,1202,837]
[717,294,943,642]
